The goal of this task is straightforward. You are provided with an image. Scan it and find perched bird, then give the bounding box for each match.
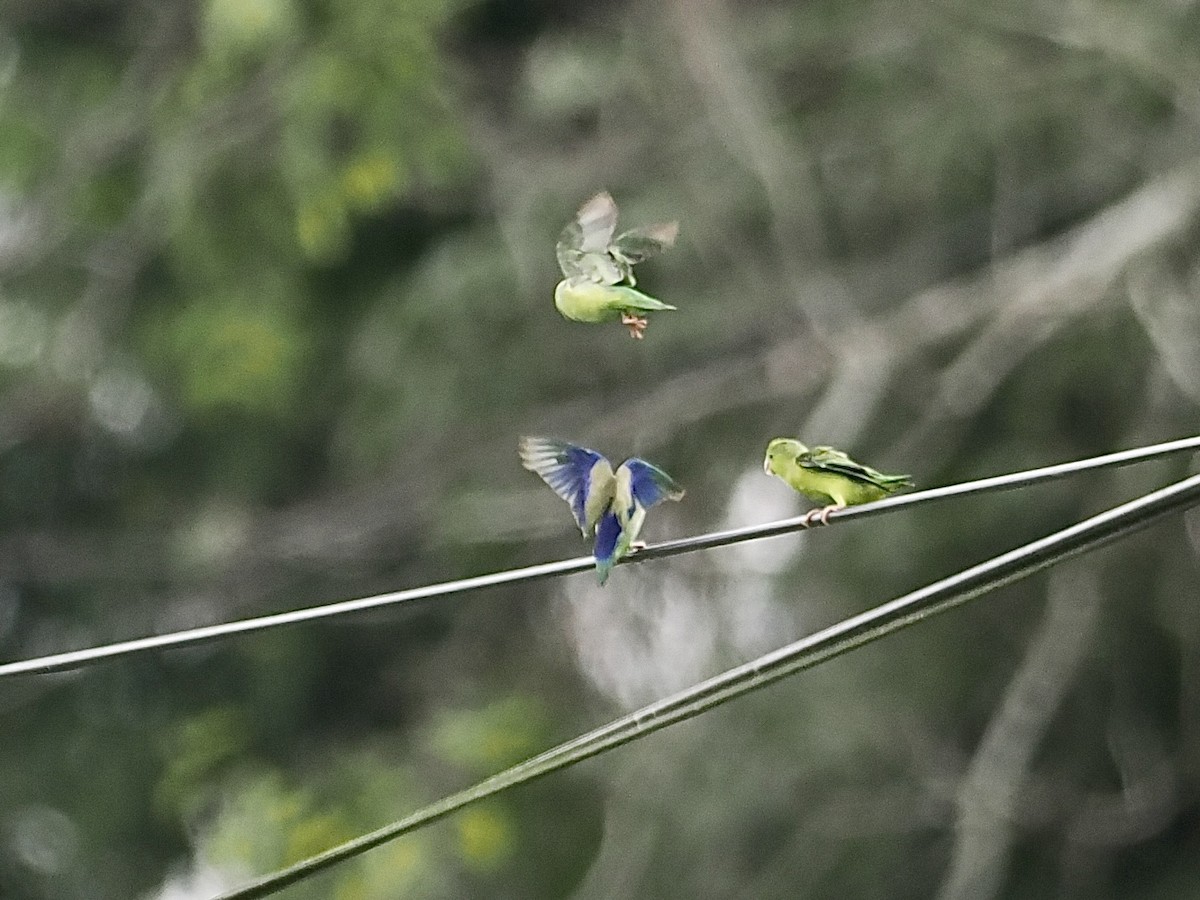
[519,436,685,584]
[554,191,679,339]
[763,438,912,526]
[599,456,685,584]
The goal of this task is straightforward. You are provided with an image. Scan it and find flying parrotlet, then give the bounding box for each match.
[519,436,685,584]
[763,438,913,527]
[554,191,679,339]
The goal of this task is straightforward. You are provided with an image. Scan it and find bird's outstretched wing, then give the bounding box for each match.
[611,221,679,267]
[622,457,686,508]
[557,192,621,282]
[519,436,614,534]
[799,446,912,489]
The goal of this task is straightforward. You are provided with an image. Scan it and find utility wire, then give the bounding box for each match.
[217,468,1200,899]
[2,434,1198,679]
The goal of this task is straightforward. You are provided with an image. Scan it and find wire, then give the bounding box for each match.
[216,468,1200,899]
[2,434,1198,679]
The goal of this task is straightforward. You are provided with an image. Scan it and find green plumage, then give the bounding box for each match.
[554,191,678,337]
[554,279,676,324]
[763,438,912,517]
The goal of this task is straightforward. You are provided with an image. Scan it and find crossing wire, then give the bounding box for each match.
[217,468,1200,899]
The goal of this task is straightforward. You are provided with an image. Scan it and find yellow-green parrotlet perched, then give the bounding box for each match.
[763,439,913,526]
[519,436,685,584]
[554,191,679,339]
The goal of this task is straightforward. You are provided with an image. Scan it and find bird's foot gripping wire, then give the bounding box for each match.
[801,503,844,527]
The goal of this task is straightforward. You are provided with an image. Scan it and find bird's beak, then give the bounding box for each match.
[762,456,771,475]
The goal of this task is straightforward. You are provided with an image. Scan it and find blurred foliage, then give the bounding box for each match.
[173,695,595,900]
[1,0,1200,898]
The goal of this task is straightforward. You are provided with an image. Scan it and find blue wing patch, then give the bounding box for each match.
[622,458,685,510]
[519,437,610,534]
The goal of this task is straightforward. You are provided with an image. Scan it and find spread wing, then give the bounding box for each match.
[799,446,912,489]
[519,436,614,534]
[621,457,686,509]
[556,192,620,280]
[611,221,679,266]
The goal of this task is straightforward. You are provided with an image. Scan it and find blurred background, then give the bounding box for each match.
[2,0,1200,897]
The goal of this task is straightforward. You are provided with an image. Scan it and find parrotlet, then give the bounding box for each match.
[763,438,912,526]
[519,436,684,583]
[554,191,679,339]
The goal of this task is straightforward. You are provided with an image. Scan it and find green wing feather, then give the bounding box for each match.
[604,284,677,312]
[557,192,621,282]
[608,222,678,287]
[799,446,912,489]
[557,194,677,288]
[612,221,679,265]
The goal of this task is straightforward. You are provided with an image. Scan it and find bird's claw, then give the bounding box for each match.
[800,504,844,528]
[627,540,648,554]
[620,313,648,339]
